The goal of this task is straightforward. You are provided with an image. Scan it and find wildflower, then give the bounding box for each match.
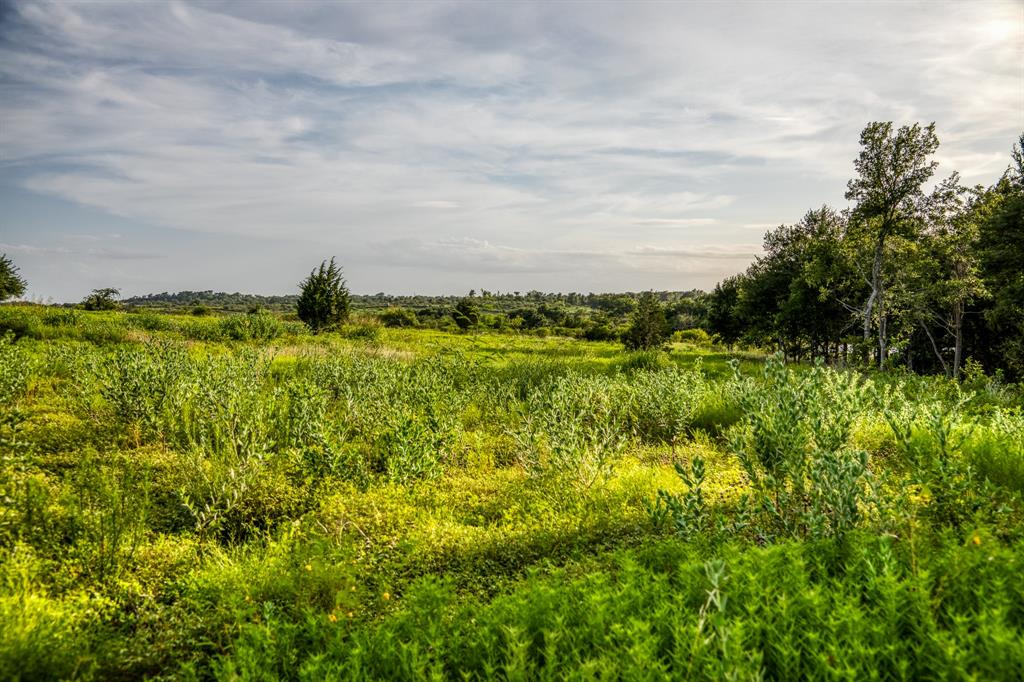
[305,563,313,571]
[382,591,391,601]
[347,611,354,618]
[972,535,982,546]
[328,613,337,623]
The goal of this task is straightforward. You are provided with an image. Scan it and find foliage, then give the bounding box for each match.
[0,310,1022,679]
[0,254,27,302]
[452,297,480,330]
[81,288,121,311]
[621,291,671,351]
[296,258,350,333]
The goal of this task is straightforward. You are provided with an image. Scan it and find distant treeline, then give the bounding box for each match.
[120,123,1024,382]
[122,289,710,342]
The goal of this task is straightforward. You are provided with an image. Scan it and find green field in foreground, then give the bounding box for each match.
[1,305,1023,680]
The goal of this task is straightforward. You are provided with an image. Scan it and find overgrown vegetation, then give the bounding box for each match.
[707,127,1024,380]
[0,304,1021,679]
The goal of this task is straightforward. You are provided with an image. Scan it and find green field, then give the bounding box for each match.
[2,305,1023,680]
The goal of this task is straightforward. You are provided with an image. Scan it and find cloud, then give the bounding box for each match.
[0,0,1019,297]
[412,200,461,209]
[366,237,762,276]
[631,218,718,227]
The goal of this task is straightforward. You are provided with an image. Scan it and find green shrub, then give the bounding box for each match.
[378,307,418,328]
[967,409,1024,493]
[0,308,42,340]
[343,320,383,344]
[220,310,283,341]
[127,311,170,332]
[42,307,81,327]
[675,328,712,346]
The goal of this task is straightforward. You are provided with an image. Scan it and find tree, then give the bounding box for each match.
[0,254,27,301]
[978,134,1024,378]
[81,288,120,311]
[706,274,745,349]
[452,297,480,330]
[846,121,940,369]
[621,291,671,350]
[908,174,986,379]
[296,258,350,333]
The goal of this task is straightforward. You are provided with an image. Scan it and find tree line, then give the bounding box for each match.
[2,121,1020,378]
[706,123,1024,380]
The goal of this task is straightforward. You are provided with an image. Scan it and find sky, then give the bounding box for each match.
[1,0,1021,302]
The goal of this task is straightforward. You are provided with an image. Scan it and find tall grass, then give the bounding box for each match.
[0,308,1021,679]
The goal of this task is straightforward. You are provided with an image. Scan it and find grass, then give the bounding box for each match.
[0,304,1022,679]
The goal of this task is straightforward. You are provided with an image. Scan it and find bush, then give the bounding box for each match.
[452,297,479,330]
[343,320,383,344]
[220,311,283,341]
[675,328,711,346]
[0,308,42,340]
[621,292,671,351]
[379,307,418,328]
[42,308,81,327]
[296,258,350,333]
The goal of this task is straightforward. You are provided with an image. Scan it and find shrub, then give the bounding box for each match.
[621,292,671,351]
[723,357,875,541]
[296,258,350,333]
[452,297,479,330]
[42,308,81,327]
[127,311,169,332]
[220,310,283,341]
[379,307,418,328]
[343,319,383,344]
[675,328,712,346]
[0,308,42,340]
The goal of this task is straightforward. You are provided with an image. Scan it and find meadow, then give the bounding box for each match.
[1,304,1023,680]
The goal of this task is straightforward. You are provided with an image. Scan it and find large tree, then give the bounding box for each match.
[845,122,940,369]
[0,254,27,301]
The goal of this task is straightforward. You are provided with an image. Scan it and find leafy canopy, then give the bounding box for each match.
[81,288,121,311]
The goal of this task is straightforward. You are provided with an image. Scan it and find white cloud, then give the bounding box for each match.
[0,0,1019,297]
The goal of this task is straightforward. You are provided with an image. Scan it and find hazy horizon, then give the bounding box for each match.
[2,0,1021,302]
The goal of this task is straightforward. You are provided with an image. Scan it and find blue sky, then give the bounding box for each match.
[1,0,1021,302]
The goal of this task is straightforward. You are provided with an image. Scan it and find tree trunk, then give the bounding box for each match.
[864,231,887,370]
[952,300,963,380]
[921,318,950,378]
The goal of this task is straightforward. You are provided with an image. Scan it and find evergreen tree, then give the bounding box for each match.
[621,291,671,350]
[452,296,480,330]
[0,254,27,301]
[296,258,350,333]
